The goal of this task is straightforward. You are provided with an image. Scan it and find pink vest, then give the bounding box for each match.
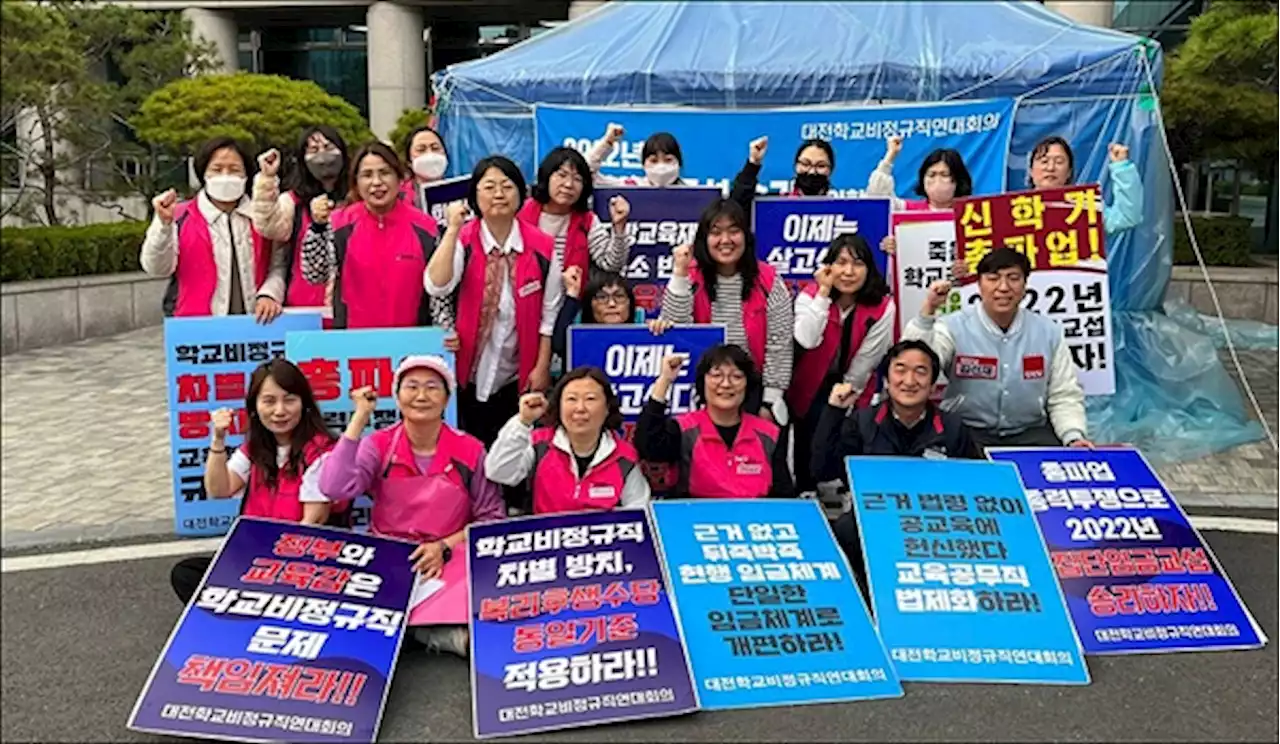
[241,435,335,522]
[171,201,270,317]
[676,409,778,499]
[453,220,554,390]
[787,287,891,415]
[364,422,484,543]
[517,198,593,278]
[688,262,778,366]
[331,199,438,329]
[529,428,637,515]
[283,192,325,309]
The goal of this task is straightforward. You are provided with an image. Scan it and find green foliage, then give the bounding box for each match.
[1173,214,1256,266]
[0,221,147,282]
[388,107,433,158]
[1163,0,1279,169]
[134,73,375,156]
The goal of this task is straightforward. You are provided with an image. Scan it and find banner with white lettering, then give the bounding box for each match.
[752,197,891,286]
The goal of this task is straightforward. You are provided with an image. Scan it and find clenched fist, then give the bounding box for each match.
[658,354,686,383]
[672,244,692,277]
[828,383,856,409]
[924,279,953,315]
[604,123,625,145]
[608,194,630,227]
[446,201,470,230]
[885,135,904,162]
[748,136,768,166]
[311,195,335,224]
[814,264,836,293]
[153,189,178,225]
[518,392,548,426]
[258,148,281,178]
[1108,143,1129,163]
[210,408,234,440]
[350,385,378,417]
[563,266,583,299]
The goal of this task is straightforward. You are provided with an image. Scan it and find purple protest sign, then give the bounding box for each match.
[468,509,699,738]
[128,517,417,743]
[422,175,470,225]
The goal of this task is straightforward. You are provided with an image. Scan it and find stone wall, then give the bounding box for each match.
[1,272,168,355]
[1165,265,1278,325]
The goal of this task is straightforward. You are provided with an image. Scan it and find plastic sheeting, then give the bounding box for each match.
[1164,297,1280,351]
[433,0,1269,462]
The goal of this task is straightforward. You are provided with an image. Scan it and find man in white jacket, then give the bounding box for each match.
[903,248,1092,450]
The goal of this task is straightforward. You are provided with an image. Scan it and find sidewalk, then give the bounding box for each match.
[2,326,1276,551]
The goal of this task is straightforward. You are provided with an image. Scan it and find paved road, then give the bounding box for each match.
[2,528,1275,743]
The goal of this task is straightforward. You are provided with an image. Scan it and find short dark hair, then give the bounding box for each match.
[794,138,836,171]
[821,233,889,306]
[532,147,592,213]
[691,198,759,303]
[642,132,682,165]
[1029,136,1075,185]
[581,272,635,324]
[914,148,972,200]
[346,141,405,205]
[694,344,761,410]
[467,155,527,216]
[545,366,623,433]
[194,136,253,188]
[401,124,447,163]
[286,125,350,204]
[976,247,1032,277]
[881,339,942,385]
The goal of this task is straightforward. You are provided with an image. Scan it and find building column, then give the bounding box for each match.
[183,8,239,72]
[367,1,426,141]
[1043,0,1115,28]
[568,1,609,21]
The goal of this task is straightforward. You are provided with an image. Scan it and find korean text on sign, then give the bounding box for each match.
[952,185,1104,276]
[649,499,902,709]
[987,447,1265,654]
[848,457,1088,684]
[468,510,697,739]
[752,197,891,285]
[129,518,417,744]
[163,314,322,537]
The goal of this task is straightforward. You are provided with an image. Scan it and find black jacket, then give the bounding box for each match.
[811,401,980,483]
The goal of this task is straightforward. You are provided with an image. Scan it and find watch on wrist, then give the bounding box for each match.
[440,542,453,563]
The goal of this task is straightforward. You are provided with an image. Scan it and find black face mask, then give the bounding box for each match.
[794,172,830,196]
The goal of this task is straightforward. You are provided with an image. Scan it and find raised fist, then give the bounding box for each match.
[828,383,856,409]
[153,189,178,225]
[1108,143,1129,163]
[658,354,686,383]
[257,148,281,178]
[518,392,548,426]
[210,408,233,439]
[748,136,768,166]
[608,194,630,226]
[562,266,583,299]
[604,123,625,145]
[924,279,953,315]
[311,195,334,224]
[672,244,692,277]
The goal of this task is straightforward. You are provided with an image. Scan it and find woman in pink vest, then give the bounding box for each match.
[400,124,449,211]
[298,141,440,329]
[518,146,633,283]
[869,137,973,257]
[425,155,563,450]
[486,366,650,514]
[169,358,337,604]
[790,233,895,497]
[250,126,350,315]
[320,355,505,657]
[140,136,287,320]
[660,198,795,425]
[637,344,794,499]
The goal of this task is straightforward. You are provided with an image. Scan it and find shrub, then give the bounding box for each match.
[0,221,147,282]
[1172,213,1255,267]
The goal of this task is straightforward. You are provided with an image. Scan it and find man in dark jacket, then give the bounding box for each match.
[810,339,980,594]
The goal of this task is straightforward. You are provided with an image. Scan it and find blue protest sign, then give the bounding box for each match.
[752,196,891,283]
[847,457,1088,684]
[421,176,470,225]
[129,518,416,743]
[286,327,457,532]
[537,99,1015,197]
[591,186,722,318]
[649,499,902,709]
[987,447,1267,654]
[164,314,323,537]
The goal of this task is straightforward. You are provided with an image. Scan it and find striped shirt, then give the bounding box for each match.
[537,211,632,279]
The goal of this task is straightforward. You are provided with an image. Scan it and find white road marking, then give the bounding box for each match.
[1189,516,1278,535]
[1,538,223,574]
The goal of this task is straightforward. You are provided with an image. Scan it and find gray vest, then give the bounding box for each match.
[941,305,1062,436]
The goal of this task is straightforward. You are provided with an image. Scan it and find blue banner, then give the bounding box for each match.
[986,447,1266,654]
[648,499,902,709]
[536,100,1015,197]
[847,458,1088,684]
[468,509,698,738]
[592,186,722,319]
[285,327,457,532]
[164,314,323,537]
[752,197,892,284]
[421,176,470,226]
[129,517,416,743]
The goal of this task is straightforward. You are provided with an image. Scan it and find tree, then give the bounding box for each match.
[387,107,434,158]
[134,73,375,160]
[0,1,217,225]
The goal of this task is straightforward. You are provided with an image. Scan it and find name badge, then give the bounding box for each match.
[518,279,543,298]
[954,355,998,380]
[736,463,764,476]
[587,485,616,500]
[1022,354,1046,380]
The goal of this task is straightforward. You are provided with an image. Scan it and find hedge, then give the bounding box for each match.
[0,221,147,282]
[1173,213,1255,267]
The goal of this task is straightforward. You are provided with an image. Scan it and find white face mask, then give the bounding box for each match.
[412,152,448,181]
[204,174,246,202]
[644,162,680,187]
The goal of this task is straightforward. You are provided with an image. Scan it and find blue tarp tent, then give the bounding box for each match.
[433,0,1265,462]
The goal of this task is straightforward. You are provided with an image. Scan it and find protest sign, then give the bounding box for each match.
[468,509,698,738]
[129,517,416,743]
[421,176,470,225]
[890,211,956,338]
[848,457,1088,684]
[987,447,1267,654]
[286,327,457,534]
[752,197,891,285]
[951,185,1114,395]
[536,99,1014,197]
[649,499,902,709]
[592,186,722,318]
[164,314,323,537]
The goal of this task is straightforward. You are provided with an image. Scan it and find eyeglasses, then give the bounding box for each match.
[706,369,747,386]
[592,290,628,305]
[796,158,832,174]
[401,380,446,395]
